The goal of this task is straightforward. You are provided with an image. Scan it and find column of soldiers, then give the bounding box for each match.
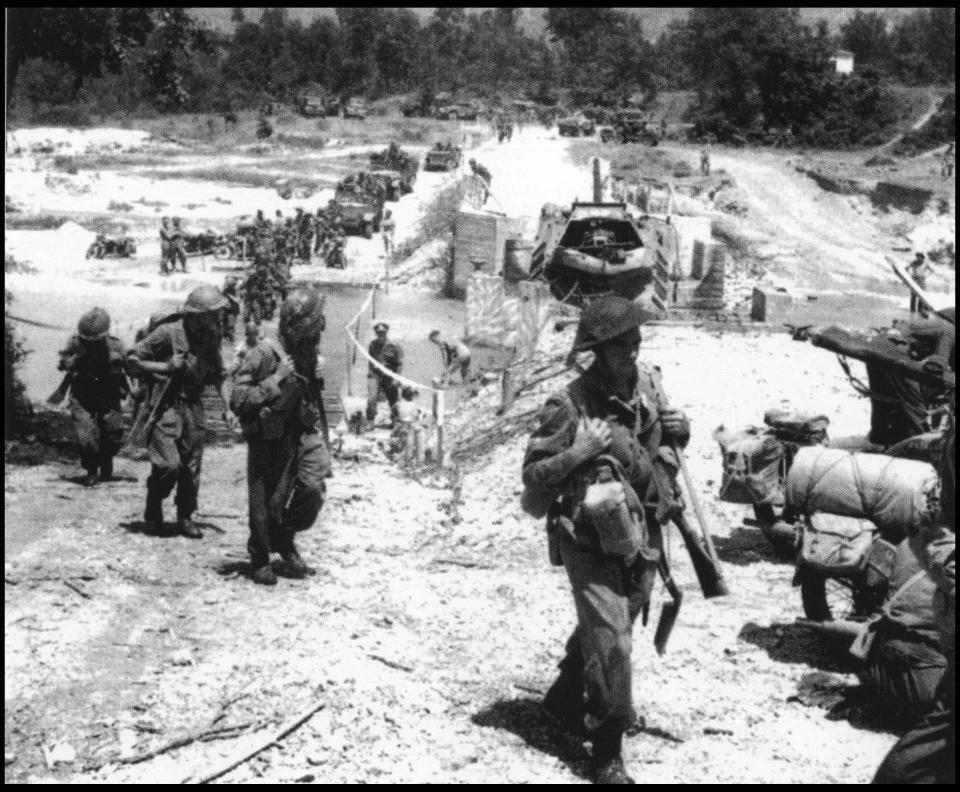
[58,282,331,583]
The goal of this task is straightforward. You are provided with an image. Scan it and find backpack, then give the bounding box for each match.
[713,425,785,505]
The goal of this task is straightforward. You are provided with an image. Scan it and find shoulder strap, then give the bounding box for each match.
[883,569,930,616]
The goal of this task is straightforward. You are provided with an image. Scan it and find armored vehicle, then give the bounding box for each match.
[533,202,652,305]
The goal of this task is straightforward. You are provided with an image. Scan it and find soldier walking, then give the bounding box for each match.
[221,275,241,343]
[469,159,492,204]
[126,285,233,538]
[699,147,711,177]
[230,288,331,585]
[381,209,396,258]
[56,308,130,486]
[171,217,188,273]
[159,217,173,276]
[366,322,403,424]
[521,295,691,785]
[908,252,933,315]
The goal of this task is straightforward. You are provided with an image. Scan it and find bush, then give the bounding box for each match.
[4,291,33,439]
[31,104,94,127]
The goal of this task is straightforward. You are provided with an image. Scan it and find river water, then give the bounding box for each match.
[10,278,465,423]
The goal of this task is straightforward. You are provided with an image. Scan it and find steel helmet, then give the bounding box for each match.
[571,294,658,352]
[279,288,326,343]
[77,307,111,341]
[181,284,229,314]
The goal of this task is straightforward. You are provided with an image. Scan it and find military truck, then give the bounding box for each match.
[370,144,420,179]
[424,143,462,172]
[599,110,662,146]
[296,92,340,118]
[334,183,384,240]
[557,113,596,137]
[434,100,482,121]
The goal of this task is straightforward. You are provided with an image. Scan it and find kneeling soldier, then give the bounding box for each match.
[230,288,331,585]
[56,308,130,486]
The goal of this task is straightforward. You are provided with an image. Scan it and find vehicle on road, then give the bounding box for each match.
[557,114,596,137]
[434,101,482,121]
[342,97,368,120]
[295,93,340,118]
[334,184,384,240]
[424,143,462,172]
[599,110,662,146]
[85,235,136,259]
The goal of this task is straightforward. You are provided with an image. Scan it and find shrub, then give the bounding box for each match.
[31,104,94,127]
[4,291,32,439]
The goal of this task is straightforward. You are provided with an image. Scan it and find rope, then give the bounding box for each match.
[343,285,445,395]
[5,314,71,331]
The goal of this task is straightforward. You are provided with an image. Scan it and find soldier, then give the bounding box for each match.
[297,208,313,261]
[699,146,711,177]
[873,425,955,784]
[941,142,954,178]
[381,209,396,258]
[429,330,471,385]
[171,217,188,273]
[126,285,233,538]
[254,208,271,234]
[230,288,331,585]
[908,252,933,315]
[56,308,130,486]
[469,159,492,204]
[230,321,263,377]
[313,208,331,257]
[521,295,690,785]
[159,217,173,276]
[366,322,403,424]
[221,275,241,343]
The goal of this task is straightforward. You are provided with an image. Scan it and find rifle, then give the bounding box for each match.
[673,444,730,598]
[126,375,174,449]
[653,557,682,656]
[47,371,73,406]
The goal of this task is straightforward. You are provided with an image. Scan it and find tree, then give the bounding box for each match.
[145,9,210,110]
[7,8,154,102]
[841,11,890,72]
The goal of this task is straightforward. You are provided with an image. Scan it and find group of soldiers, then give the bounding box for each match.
[57,283,330,585]
[248,204,347,269]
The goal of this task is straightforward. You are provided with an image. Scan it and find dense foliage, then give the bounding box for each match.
[4,290,32,439]
[6,8,955,148]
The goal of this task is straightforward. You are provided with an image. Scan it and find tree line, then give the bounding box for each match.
[6,8,956,147]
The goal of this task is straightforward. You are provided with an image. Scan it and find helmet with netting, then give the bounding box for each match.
[181,284,229,314]
[77,307,111,340]
[279,288,326,343]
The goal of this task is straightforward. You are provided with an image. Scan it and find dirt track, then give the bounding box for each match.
[4,121,955,783]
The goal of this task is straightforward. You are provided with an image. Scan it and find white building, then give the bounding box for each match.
[831,50,854,75]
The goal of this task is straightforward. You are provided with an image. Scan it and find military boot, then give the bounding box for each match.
[252,565,278,586]
[99,456,113,482]
[178,517,202,539]
[591,723,634,785]
[280,548,316,579]
[83,471,99,488]
[144,492,163,533]
[542,663,586,736]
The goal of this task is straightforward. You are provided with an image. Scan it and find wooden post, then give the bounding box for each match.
[433,388,445,467]
[345,339,353,397]
[385,250,391,295]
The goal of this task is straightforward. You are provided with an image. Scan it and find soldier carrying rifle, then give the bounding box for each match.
[521,295,724,785]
